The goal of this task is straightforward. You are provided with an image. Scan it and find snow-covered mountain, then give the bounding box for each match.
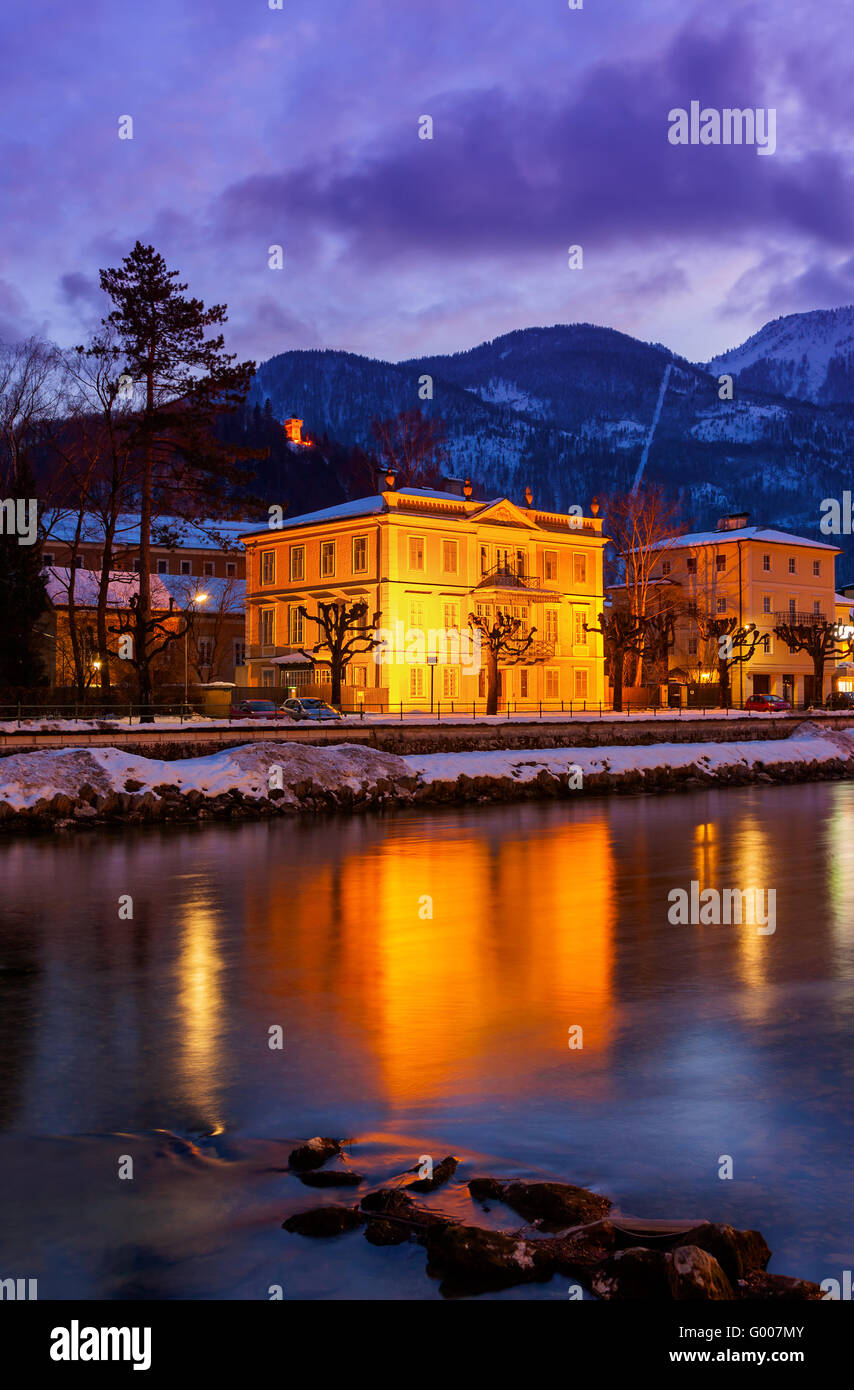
[248,317,854,576]
[706,307,854,404]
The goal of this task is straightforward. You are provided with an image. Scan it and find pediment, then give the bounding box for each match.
[470,498,538,528]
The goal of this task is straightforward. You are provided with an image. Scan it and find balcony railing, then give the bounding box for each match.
[773,610,828,626]
[476,562,544,591]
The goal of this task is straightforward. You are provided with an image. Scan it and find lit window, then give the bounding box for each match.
[573,553,587,585]
[289,606,305,644]
[574,668,589,699]
[408,537,425,571]
[442,540,458,574]
[352,537,367,573]
[410,667,425,698]
[442,668,459,698]
[261,550,276,584]
[320,540,335,577]
[409,600,424,629]
[544,550,558,581]
[262,669,275,688]
[351,666,367,687]
[545,668,559,698]
[443,602,458,630]
[573,608,588,645]
[259,608,275,645]
[545,608,559,642]
[519,669,529,699]
[289,546,305,581]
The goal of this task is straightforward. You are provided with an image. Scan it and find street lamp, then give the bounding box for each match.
[184,591,209,709]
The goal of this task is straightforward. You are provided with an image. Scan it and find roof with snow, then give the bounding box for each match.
[43,512,252,551]
[659,526,840,553]
[45,567,244,612]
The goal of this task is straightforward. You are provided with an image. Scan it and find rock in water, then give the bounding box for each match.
[468,1177,611,1230]
[671,1223,771,1285]
[738,1271,824,1300]
[424,1222,556,1297]
[288,1137,342,1172]
[408,1156,458,1193]
[282,1205,365,1237]
[298,1169,363,1188]
[666,1246,734,1300]
[590,1247,673,1300]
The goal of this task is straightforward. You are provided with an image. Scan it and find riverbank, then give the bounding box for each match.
[1,720,854,831]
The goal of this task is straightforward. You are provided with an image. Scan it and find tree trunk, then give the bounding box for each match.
[719,661,732,709]
[611,649,625,712]
[486,648,499,716]
[96,517,117,691]
[331,663,342,706]
[813,651,825,706]
[137,387,155,718]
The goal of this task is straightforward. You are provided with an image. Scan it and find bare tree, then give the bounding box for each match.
[585,606,646,712]
[298,599,382,705]
[773,617,853,706]
[603,484,684,686]
[468,609,547,716]
[698,615,767,709]
[370,407,447,488]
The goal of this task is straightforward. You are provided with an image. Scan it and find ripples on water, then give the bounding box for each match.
[0,782,853,1298]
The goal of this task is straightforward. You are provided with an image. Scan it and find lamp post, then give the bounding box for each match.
[184,591,209,710]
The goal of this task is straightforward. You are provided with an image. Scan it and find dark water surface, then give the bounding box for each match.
[1,782,853,1299]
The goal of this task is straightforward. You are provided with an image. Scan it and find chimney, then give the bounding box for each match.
[716,512,750,532]
[442,476,466,497]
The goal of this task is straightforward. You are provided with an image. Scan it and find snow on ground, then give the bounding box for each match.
[405,722,854,784]
[0,741,408,810]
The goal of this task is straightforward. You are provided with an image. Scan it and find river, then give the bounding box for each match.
[0,782,852,1299]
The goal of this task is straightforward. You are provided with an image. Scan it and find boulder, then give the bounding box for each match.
[737,1271,824,1300]
[298,1169,363,1188]
[666,1245,734,1300]
[408,1156,458,1193]
[671,1223,771,1285]
[288,1136,343,1172]
[468,1177,611,1231]
[590,1247,673,1300]
[424,1221,556,1297]
[282,1205,365,1238]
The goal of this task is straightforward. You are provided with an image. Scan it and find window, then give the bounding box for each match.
[289,546,304,581]
[516,548,526,577]
[716,555,726,572]
[351,666,367,687]
[410,667,425,698]
[813,560,821,577]
[788,556,796,574]
[262,669,275,688]
[661,560,671,577]
[42,551,54,566]
[259,607,275,646]
[814,600,822,615]
[443,602,459,630]
[181,560,191,576]
[573,608,588,645]
[688,635,698,655]
[574,669,589,700]
[352,536,367,573]
[408,536,425,571]
[519,669,529,699]
[688,601,698,618]
[763,595,771,614]
[203,561,214,578]
[442,668,459,699]
[544,550,558,581]
[320,540,335,577]
[573,553,587,585]
[288,606,305,644]
[545,608,559,642]
[442,540,458,574]
[261,550,276,584]
[226,562,236,578]
[545,669,560,699]
[687,557,697,575]
[156,558,168,574]
[197,637,213,666]
[234,640,246,666]
[762,554,771,573]
[480,545,489,575]
[478,669,488,698]
[789,598,796,616]
[716,597,727,614]
[409,600,424,630]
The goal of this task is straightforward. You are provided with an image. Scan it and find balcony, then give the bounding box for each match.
[773,610,827,626]
[475,562,556,595]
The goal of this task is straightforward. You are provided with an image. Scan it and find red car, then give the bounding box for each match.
[744,693,791,713]
[229,699,287,720]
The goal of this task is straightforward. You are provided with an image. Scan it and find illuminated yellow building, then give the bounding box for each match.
[654,513,843,705]
[240,480,606,708]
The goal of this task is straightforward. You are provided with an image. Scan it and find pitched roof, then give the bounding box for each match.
[43,511,252,551]
[45,567,174,610]
[659,526,839,553]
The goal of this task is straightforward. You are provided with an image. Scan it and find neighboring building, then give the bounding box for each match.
[43,566,245,690]
[41,512,249,582]
[283,418,307,445]
[240,481,606,709]
[653,514,843,706]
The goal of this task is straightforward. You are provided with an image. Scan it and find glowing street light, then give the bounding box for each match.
[184,591,210,708]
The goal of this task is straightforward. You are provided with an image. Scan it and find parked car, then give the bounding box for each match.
[826,691,854,709]
[229,699,287,720]
[282,697,342,722]
[744,693,791,713]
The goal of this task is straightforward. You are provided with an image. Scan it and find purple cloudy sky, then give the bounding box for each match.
[1,0,852,364]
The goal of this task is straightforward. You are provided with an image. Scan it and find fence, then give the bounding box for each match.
[0,702,205,726]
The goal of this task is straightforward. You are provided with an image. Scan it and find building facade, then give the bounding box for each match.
[654,515,843,706]
[240,483,606,709]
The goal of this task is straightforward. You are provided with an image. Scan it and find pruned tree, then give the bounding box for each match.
[94,241,256,717]
[698,616,767,709]
[298,599,382,705]
[468,609,547,716]
[370,407,447,488]
[585,607,646,712]
[603,484,684,686]
[773,617,853,707]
